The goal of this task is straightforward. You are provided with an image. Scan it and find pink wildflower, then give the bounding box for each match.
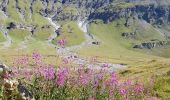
[88,96,94,100]
[62,58,69,64]
[56,68,68,86]
[102,63,109,68]
[36,65,55,80]
[93,80,99,89]
[124,79,132,86]
[134,84,144,93]
[110,72,118,85]
[150,96,154,100]
[32,51,41,64]
[78,74,90,85]
[58,38,66,47]
[119,88,127,96]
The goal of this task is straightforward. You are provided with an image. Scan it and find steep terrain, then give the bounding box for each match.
[1,0,170,61]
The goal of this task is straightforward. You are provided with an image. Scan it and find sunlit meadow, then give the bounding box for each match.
[1,50,156,100]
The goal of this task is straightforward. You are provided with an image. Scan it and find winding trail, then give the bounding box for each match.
[47,18,126,71]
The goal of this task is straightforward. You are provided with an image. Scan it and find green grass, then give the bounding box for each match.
[31,0,50,25]
[112,2,135,9]
[31,13,50,26]
[167,0,170,5]
[0,1,170,98]
[33,26,53,41]
[8,29,30,42]
[77,19,167,64]
[154,76,170,99]
[17,0,32,23]
[62,6,78,15]
[0,39,57,65]
[7,0,22,22]
[52,21,85,46]
[0,11,7,25]
[0,32,5,42]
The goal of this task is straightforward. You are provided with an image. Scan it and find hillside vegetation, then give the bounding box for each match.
[0,0,170,99]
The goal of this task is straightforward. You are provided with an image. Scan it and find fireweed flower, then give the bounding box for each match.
[119,88,128,100]
[88,96,94,100]
[62,58,69,64]
[79,64,84,68]
[93,80,99,88]
[58,39,66,47]
[20,68,32,79]
[119,88,127,96]
[124,79,132,86]
[102,63,109,68]
[32,51,41,64]
[38,65,55,80]
[11,67,19,76]
[110,72,118,85]
[56,68,68,86]
[44,65,55,80]
[78,74,90,85]
[150,96,154,100]
[134,84,144,94]
[96,73,104,80]
[13,56,29,67]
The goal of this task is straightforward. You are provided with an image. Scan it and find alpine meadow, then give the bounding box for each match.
[0,0,170,100]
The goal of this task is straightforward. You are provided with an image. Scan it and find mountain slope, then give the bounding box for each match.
[1,0,170,59]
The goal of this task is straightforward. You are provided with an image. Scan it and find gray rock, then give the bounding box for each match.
[133,41,170,49]
[121,32,136,39]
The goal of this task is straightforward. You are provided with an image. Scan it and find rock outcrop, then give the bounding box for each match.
[121,32,136,39]
[133,41,170,49]
[0,64,34,100]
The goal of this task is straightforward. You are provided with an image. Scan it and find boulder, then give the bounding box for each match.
[7,22,16,29]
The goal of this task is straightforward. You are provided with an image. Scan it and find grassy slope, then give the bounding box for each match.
[33,26,53,41]
[0,39,57,65]
[52,21,85,46]
[78,19,165,64]
[0,1,170,97]
[31,0,49,25]
[7,0,21,22]
[8,29,30,40]
[17,0,32,23]
[77,20,170,99]
[76,19,170,99]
